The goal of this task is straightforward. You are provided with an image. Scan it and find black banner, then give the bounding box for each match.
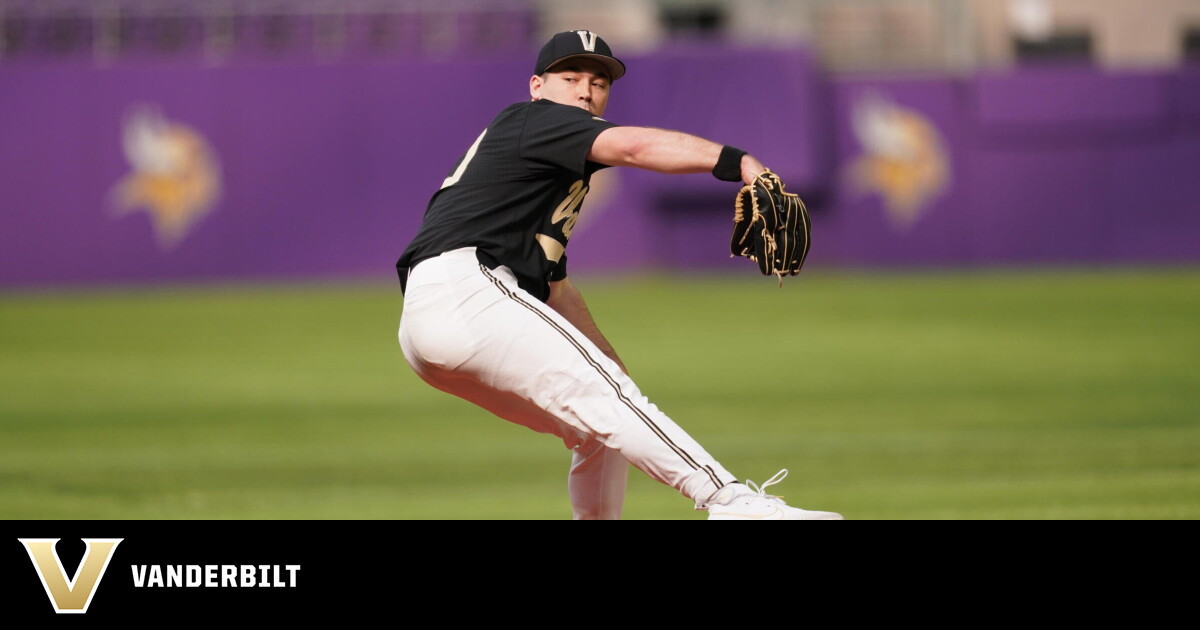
[0,521,551,620]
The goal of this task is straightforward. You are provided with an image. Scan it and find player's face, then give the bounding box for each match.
[530,60,611,117]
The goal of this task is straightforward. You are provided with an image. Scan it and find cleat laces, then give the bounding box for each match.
[745,469,789,503]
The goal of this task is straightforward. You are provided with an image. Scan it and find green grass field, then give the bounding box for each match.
[2,267,1198,519]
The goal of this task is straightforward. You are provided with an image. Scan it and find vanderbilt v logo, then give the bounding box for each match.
[576,30,598,52]
[19,538,123,614]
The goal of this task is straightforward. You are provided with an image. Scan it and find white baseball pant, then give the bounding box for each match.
[398,247,737,519]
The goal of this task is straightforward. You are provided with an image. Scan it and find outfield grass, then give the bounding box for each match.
[1,267,1197,519]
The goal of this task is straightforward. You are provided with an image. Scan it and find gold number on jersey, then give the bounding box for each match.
[440,128,488,190]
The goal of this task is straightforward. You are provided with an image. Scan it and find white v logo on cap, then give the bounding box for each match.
[576,30,598,52]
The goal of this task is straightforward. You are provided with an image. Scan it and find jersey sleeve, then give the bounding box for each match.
[519,101,618,176]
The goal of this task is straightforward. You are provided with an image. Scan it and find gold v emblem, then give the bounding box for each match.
[19,538,123,614]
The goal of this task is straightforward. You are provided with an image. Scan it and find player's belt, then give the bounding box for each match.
[399,247,499,295]
[474,248,501,271]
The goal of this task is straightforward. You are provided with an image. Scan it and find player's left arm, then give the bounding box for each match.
[588,126,766,185]
[547,277,629,375]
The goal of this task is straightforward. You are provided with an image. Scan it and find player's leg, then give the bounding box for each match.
[400,248,740,506]
[404,355,629,519]
[568,440,628,520]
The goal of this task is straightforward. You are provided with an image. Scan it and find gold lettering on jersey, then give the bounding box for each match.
[551,179,588,239]
[536,234,566,263]
[576,31,598,53]
[538,179,587,262]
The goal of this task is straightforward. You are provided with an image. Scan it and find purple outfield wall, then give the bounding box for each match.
[626,64,1200,272]
[2,49,1199,287]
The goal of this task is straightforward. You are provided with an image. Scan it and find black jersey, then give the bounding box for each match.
[396,99,619,302]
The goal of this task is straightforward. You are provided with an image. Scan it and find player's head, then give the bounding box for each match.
[530,30,625,117]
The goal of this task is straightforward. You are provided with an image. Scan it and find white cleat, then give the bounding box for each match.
[705,469,844,520]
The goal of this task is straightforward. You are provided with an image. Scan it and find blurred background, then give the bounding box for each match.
[1,0,1198,519]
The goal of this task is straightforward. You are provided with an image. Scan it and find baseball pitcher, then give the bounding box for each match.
[396,31,840,520]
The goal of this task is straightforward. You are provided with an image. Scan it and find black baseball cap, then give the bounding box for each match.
[534,30,626,82]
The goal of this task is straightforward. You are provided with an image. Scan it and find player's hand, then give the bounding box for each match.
[741,154,768,186]
[729,169,812,285]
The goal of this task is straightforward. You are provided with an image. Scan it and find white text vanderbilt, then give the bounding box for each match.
[131,565,301,588]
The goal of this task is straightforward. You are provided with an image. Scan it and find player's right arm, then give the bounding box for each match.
[546,277,629,375]
[588,126,766,185]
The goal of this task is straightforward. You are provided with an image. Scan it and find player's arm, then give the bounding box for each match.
[588,126,766,185]
[547,277,629,375]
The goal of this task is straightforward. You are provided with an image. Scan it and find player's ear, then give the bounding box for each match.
[530,74,543,101]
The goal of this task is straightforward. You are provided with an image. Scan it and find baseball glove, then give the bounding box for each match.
[730,170,811,285]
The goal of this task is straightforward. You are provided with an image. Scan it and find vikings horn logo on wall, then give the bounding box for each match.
[846,92,949,231]
[110,107,222,248]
